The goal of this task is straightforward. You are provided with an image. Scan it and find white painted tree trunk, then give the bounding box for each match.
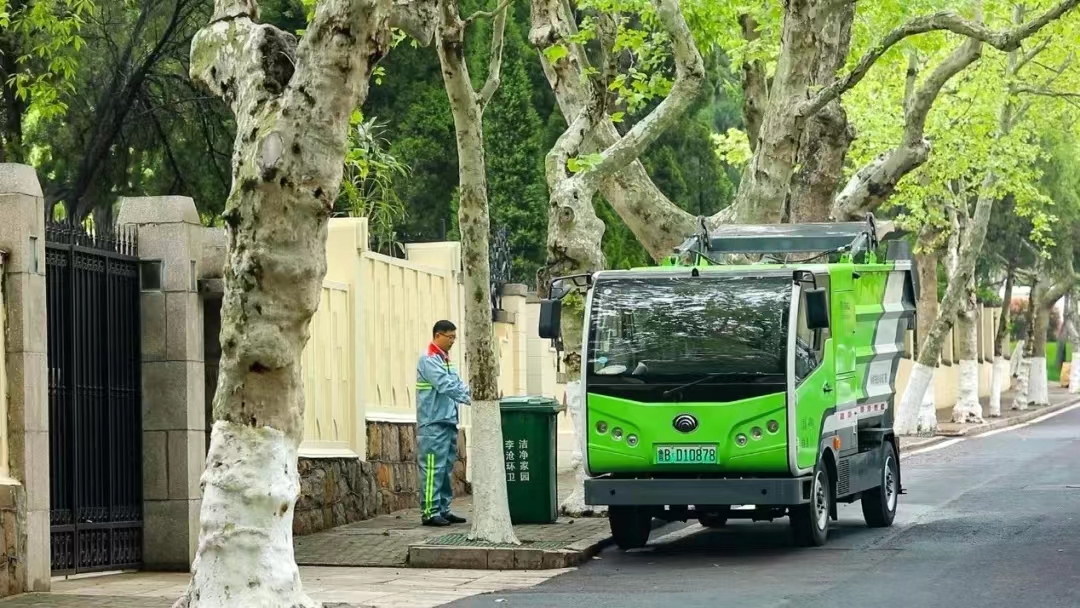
[1010,340,1025,377]
[185,423,309,606]
[1069,294,1080,393]
[896,363,937,436]
[989,356,1006,416]
[1012,358,1031,410]
[1028,357,1049,406]
[559,379,605,516]
[467,400,517,543]
[180,0,435,604]
[952,279,983,423]
[953,359,983,423]
[1070,353,1080,393]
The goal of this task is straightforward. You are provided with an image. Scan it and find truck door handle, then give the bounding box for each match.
[823,383,833,393]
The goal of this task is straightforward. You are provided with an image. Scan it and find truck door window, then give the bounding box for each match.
[795,291,825,383]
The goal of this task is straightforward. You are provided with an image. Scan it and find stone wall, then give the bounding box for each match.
[293,422,470,536]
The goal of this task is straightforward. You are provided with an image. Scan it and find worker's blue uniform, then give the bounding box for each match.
[416,343,471,519]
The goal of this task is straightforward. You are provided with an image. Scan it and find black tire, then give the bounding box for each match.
[609,506,652,550]
[790,460,831,547]
[698,506,730,528]
[861,441,899,528]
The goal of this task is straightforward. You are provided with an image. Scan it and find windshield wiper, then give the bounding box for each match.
[661,372,769,398]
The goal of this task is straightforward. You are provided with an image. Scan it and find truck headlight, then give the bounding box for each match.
[612,427,624,440]
[767,420,779,434]
[596,421,608,434]
[627,434,639,447]
[735,433,748,447]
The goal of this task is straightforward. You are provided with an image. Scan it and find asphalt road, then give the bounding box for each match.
[448,405,1080,608]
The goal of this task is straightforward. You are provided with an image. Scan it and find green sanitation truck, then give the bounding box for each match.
[538,217,918,548]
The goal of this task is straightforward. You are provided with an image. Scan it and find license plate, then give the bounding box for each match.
[655,444,718,464]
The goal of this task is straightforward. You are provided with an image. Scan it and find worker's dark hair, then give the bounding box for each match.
[433,320,457,336]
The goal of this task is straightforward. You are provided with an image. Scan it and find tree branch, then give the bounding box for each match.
[579,0,705,185]
[546,109,592,186]
[1016,38,1051,72]
[477,0,509,111]
[832,35,983,220]
[466,0,511,23]
[739,13,766,151]
[391,0,438,45]
[903,50,919,113]
[801,0,1080,118]
[1014,85,1080,98]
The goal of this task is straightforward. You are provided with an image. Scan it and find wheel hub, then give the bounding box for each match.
[814,471,828,529]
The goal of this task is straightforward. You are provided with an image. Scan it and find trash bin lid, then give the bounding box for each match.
[499,395,566,413]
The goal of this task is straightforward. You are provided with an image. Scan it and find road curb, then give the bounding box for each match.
[406,529,611,570]
[936,397,1080,437]
[406,519,671,570]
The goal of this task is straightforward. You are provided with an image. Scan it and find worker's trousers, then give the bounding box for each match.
[417,422,458,519]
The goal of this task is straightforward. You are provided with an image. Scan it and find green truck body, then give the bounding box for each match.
[538,218,919,548]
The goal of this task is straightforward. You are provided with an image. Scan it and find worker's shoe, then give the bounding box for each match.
[422,515,450,527]
[443,512,467,524]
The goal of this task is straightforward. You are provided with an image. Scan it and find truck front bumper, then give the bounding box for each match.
[585,476,814,506]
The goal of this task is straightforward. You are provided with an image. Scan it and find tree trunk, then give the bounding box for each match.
[952,279,983,423]
[533,0,703,514]
[989,264,1015,416]
[436,0,517,544]
[1012,277,1040,411]
[1027,304,1050,407]
[1069,291,1080,393]
[788,1,855,223]
[898,238,941,434]
[177,0,427,604]
[1056,293,1070,376]
[727,0,818,225]
[895,173,999,435]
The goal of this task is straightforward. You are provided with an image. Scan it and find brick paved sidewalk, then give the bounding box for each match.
[0,566,570,608]
[294,470,610,568]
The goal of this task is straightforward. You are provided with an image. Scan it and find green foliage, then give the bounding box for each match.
[6,0,94,122]
[483,53,549,283]
[337,111,411,255]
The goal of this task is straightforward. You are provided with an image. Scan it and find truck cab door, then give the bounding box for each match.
[793,291,836,471]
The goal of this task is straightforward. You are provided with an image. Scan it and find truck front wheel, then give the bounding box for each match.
[609,506,652,550]
[790,461,830,547]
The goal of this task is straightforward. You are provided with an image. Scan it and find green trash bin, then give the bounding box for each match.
[499,395,566,525]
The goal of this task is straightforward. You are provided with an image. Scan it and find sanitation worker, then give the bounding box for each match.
[416,320,472,527]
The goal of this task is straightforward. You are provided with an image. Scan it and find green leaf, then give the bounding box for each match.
[543,44,569,63]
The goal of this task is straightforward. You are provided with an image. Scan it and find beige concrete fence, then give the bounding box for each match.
[296,218,566,480]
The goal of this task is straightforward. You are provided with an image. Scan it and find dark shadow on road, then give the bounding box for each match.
[611,516,887,565]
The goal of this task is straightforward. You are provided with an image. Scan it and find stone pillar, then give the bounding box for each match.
[499,284,529,396]
[0,164,50,594]
[117,197,205,572]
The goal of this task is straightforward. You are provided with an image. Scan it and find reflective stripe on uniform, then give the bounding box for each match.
[424,452,436,517]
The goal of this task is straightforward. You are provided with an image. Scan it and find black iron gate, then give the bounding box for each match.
[46,220,143,574]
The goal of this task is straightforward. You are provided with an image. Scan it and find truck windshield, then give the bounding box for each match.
[586,275,790,402]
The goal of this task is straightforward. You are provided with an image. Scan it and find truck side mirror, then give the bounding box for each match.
[805,288,830,330]
[538,299,562,339]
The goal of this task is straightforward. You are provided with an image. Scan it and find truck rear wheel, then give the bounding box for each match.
[790,461,830,547]
[861,440,899,527]
[609,506,652,550]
